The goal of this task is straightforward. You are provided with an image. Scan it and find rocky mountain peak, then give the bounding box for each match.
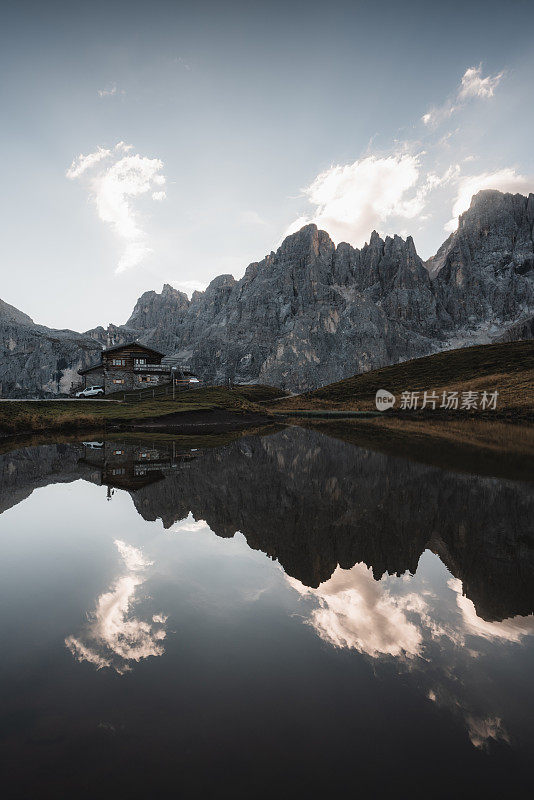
[0,298,34,326]
[126,284,190,330]
[2,190,534,397]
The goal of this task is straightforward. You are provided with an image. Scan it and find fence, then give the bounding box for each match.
[119,380,203,403]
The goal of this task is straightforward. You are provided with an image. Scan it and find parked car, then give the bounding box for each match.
[75,386,104,398]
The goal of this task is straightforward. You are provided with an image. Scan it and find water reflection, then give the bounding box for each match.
[0,426,533,793]
[288,555,534,749]
[65,539,167,674]
[1,429,530,622]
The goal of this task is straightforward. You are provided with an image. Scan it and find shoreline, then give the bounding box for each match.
[0,408,274,443]
[294,416,534,482]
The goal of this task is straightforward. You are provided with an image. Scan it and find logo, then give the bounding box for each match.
[375,389,396,411]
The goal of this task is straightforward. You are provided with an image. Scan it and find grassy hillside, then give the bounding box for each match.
[0,384,286,435]
[271,341,534,417]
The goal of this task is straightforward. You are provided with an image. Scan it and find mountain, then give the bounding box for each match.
[100,189,534,391]
[1,189,533,396]
[0,302,101,397]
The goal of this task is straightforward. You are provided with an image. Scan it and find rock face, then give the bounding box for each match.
[0,303,102,397]
[2,189,534,395]
[429,190,534,337]
[108,189,534,391]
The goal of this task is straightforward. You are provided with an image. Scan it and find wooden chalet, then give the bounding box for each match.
[79,341,173,394]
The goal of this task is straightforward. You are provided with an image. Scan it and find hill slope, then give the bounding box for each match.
[276,340,534,417]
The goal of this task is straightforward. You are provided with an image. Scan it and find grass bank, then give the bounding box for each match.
[0,385,286,437]
[268,341,534,420]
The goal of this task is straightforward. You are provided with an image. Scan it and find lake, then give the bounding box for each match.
[0,426,532,798]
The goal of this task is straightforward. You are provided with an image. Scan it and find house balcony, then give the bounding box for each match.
[132,364,172,373]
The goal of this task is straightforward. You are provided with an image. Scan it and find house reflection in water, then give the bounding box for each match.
[80,440,200,494]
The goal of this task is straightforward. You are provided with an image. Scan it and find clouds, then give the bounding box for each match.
[289,556,534,751]
[288,563,424,658]
[97,83,124,98]
[66,142,166,272]
[445,168,534,231]
[284,62,520,252]
[450,578,534,642]
[458,65,504,101]
[465,716,509,750]
[285,155,456,248]
[65,539,167,674]
[173,279,208,296]
[66,146,111,180]
[170,514,208,533]
[422,64,503,127]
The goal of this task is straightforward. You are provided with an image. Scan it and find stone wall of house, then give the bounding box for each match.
[104,369,136,393]
[82,368,104,389]
[103,369,169,393]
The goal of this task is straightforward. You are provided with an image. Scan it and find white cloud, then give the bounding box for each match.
[170,514,208,532]
[282,61,519,248]
[285,155,456,247]
[65,539,167,674]
[283,215,311,238]
[449,578,534,642]
[466,715,509,750]
[458,65,504,100]
[288,563,424,658]
[288,555,534,751]
[66,147,111,179]
[97,83,124,98]
[172,280,208,297]
[66,142,166,273]
[445,168,534,231]
[422,64,503,128]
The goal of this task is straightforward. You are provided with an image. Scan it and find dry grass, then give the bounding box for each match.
[269,341,534,419]
[0,385,286,436]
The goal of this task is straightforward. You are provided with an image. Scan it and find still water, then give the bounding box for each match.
[0,427,532,798]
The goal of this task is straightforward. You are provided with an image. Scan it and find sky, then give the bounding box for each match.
[1,0,534,331]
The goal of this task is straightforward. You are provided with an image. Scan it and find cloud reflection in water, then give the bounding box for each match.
[288,556,534,749]
[65,540,167,675]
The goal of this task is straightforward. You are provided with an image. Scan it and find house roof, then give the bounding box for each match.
[103,341,166,357]
[79,362,104,375]
[79,341,167,375]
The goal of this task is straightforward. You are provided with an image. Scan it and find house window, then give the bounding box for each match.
[134,358,147,366]
[112,468,125,476]
[138,375,155,382]
[111,358,126,366]
[113,450,124,455]
[113,379,124,384]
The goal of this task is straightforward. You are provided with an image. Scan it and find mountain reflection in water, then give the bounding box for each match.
[0,426,532,796]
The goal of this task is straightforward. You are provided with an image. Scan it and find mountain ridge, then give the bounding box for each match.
[1,189,534,396]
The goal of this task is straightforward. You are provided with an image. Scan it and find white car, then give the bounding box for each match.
[75,386,105,398]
